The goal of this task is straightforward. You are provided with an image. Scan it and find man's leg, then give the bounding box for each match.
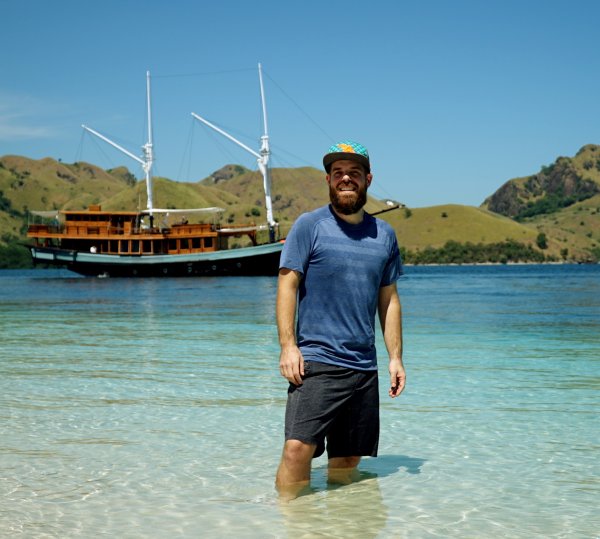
[326,369,379,485]
[276,439,317,499]
[327,456,361,485]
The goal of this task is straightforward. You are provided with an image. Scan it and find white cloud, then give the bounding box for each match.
[0,93,58,141]
[0,118,54,140]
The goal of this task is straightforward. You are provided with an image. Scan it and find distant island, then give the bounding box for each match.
[1,144,599,269]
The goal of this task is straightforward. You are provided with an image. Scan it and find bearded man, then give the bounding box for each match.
[275,140,406,499]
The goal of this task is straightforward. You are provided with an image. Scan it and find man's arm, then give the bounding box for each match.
[276,268,304,385]
[378,282,406,398]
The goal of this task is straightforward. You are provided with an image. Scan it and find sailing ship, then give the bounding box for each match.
[26,65,284,277]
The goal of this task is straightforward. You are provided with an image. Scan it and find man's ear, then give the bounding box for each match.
[366,173,373,187]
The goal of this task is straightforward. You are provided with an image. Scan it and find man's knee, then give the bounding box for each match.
[282,439,316,464]
[328,456,361,469]
[276,439,317,491]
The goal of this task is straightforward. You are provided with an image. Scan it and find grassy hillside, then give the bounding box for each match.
[379,204,539,251]
[483,144,600,219]
[98,177,240,213]
[0,156,133,213]
[481,144,600,261]
[519,194,600,260]
[0,210,23,241]
[202,166,390,236]
[0,153,598,267]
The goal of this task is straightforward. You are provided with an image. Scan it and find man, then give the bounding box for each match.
[275,140,405,498]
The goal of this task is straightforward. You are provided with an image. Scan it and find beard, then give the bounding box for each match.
[329,183,368,215]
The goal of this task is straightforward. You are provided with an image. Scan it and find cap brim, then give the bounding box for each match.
[323,152,370,172]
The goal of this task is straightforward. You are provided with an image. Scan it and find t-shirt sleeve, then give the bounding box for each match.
[380,228,403,287]
[279,214,314,275]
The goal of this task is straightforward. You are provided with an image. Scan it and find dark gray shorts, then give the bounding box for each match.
[284,360,380,459]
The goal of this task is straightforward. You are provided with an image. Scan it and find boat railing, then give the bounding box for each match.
[28,221,223,238]
[27,224,59,234]
[169,223,216,235]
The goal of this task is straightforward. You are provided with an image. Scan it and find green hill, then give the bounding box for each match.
[201,165,391,236]
[380,204,538,249]
[482,144,600,261]
[1,149,598,267]
[516,194,600,261]
[0,156,134,242]
[483,145,600,219]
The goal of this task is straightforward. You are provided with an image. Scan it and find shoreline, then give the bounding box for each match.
[404,260,598,267]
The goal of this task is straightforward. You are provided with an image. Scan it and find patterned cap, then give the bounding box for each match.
[323,140,370,173]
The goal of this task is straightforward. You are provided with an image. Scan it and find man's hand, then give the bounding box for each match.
[389,358,406,398]
[279,345,305,386]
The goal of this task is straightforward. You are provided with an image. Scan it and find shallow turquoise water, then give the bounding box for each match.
[0,265,598,538]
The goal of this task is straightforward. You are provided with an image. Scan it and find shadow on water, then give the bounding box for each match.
[298,453,425,496]
[360,454,426,477]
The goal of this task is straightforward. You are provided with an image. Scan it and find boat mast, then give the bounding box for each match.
[191,62,277,241]
[143,70,154,213]
[82,71,155,214]
[257,63,275,239]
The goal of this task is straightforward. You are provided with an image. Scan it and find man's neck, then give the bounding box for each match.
[330,205,365,225]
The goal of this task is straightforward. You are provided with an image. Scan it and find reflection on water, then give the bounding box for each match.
[279,455,425,538]
[280,474,387,539]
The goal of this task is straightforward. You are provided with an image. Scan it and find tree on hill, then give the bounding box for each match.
[405,240,548,265]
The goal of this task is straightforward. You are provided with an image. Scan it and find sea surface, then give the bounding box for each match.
[0,265,598,538]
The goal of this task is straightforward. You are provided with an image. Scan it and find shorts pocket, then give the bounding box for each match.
[303,360,312,376]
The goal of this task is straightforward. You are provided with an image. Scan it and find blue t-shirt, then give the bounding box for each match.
[279,205,403,371]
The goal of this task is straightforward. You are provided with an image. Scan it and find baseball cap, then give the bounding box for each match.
[323,140,370,173]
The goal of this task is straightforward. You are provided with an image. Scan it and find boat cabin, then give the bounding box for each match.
[27,205,228,256]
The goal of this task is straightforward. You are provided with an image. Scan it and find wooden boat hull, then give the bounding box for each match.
[30,241,283,277]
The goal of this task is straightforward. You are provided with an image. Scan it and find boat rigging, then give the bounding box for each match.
[191,63,277,242]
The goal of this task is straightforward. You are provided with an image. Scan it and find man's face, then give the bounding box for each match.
[327,160,372,215]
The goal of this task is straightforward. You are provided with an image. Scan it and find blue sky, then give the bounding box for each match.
[1,0,599,208]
